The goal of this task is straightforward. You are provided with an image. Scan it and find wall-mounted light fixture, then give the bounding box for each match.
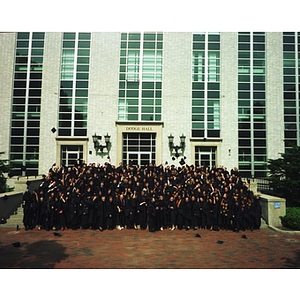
[92,133,110,152]
[168,134,186,157]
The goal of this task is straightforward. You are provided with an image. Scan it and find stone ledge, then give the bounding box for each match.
[268,225,300,235]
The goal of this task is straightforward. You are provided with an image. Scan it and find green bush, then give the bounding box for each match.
[280,207,300,230]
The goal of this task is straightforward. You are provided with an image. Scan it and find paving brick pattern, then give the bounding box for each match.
[1,227,300,269]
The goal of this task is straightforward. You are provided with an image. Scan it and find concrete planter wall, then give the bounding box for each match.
[259,193,286,227]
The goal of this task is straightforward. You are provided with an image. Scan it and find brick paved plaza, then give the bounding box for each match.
[1,226,300,269]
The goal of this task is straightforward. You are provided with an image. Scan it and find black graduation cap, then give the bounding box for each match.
[242,234,248,239]
[195,233,201,238]
[179,158,185,165]
[53,232,62,237]
[216,241,224,244]
[172,157,175,161]
[12,242,22,248]
[51,127,57,133]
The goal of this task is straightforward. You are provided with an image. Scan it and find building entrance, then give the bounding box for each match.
[61,145,83,167]
[127,152,152,167]
[195,146,217,169]
[123,133,156,167]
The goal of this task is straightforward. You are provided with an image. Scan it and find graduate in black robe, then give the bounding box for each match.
[58,194,68,230]
[23,190,33,230]
[105,196,115,230]
[138,191,148,230]
[211,196,220,231]
[116,194,125,230]
[167,196,177,230]
[48,196,56,230]
[232,200,242,232]
[219,195,230,230]
[87,194,96,229]
[199,197,206,229]
[191,196,201,230]
[96,195,106,231]
[148,197,158,232]
[131,191,139,230]
[124,194,132,229]
[36,196,47,230]
[183,197,192,230]
[253,195,262,229]
[157,195,168,230]
[176,194,184,230]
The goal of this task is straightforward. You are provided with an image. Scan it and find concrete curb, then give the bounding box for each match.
[268,225,300,235]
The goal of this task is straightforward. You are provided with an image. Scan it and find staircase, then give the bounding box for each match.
[0,204,24,229]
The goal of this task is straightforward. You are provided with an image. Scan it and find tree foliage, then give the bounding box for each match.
[0,152,11,193]
[268,144,300,207]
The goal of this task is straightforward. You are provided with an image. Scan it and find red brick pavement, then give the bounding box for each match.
[1,227,300,269]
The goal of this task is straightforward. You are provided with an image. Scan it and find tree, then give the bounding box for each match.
[268,144,300,207]
[0,152,11,193]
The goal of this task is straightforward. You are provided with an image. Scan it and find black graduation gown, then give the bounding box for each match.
[176,198,185,229]
[116,197,125,227]
[105,200,115,229]
[148,200,157,232]
[211,201,219,230]
[168,199,177,226]
[248,200,257,230]
[240,202,247,230]
[203,200,211,228]
[95,198,105,229]
[69,192,80,229]
[138,195,148,229]
[157,197,168,228]
[232,203,242,231]
[58,199,68,229]
[183,201,192,228]
[191,200,201,228]
[87,197,96,228]
[253,198,262,229]
[198,200,206,229]
[22,191,33,229]
[81,199,89,229]
[123,197,132,227]
[219,200,230,229]
[37,199,48,228]
[48,199,56,229]
[130,196,138,226]
[31,200,39,228]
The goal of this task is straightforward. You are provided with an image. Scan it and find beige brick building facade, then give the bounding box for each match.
[1,32,293,178]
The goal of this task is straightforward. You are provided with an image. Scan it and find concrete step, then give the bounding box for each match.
[0,204,24,229]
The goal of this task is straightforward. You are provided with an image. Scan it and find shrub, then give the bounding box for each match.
[280,207,300,230]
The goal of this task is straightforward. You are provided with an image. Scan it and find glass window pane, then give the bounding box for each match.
[17,32,30,39]
[31,41,44,48]
[63,41,75,48]
[78,49,90,56]
[78,33,91,40]
[78,41,90,48]
[63,32,76,40]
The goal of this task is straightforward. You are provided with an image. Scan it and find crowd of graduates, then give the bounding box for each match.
[22,161,262,233]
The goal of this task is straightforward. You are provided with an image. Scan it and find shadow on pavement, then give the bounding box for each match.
[282,249,300,269]
[0,240,69,268]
